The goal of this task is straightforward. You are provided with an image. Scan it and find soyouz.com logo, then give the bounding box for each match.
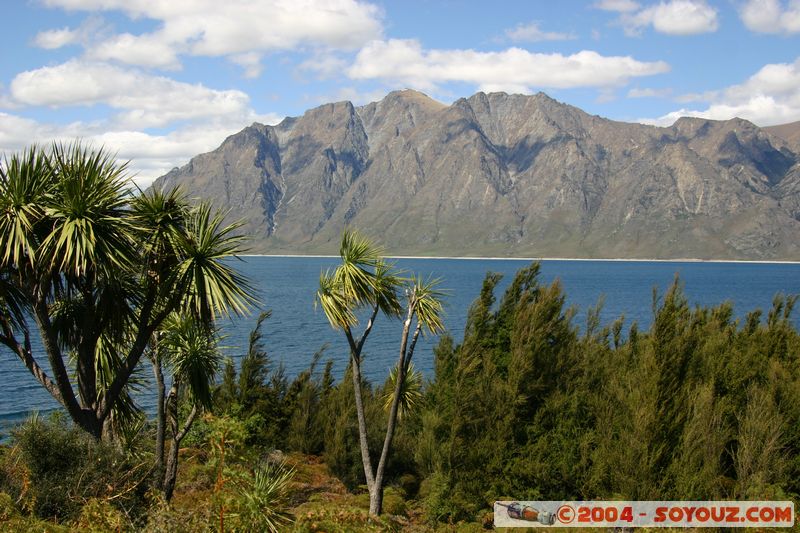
[494,501,795,528]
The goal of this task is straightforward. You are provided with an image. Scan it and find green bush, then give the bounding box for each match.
[0,491,18,521]
[420,471,461,523]
[397,473,419,499]
[74,498,128,532]
[381,487,407,516]
[417,265,800,524]
[143,498,217,533]
[1,414,145,522]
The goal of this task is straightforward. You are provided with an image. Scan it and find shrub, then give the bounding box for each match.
[398,473,420,499]
[381,487,407,516]
[74,498,128,532]
[0,491,17,521]
[229,460,295,532]
[2,414,145,522]
[143,498,217,533]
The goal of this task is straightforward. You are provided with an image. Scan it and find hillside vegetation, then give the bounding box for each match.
[2,262,799,530]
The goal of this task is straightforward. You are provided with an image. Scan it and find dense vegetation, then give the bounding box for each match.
[0,143,255,441]
[2,260,799,530]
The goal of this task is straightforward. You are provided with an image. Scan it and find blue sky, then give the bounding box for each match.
[1,0,799,186]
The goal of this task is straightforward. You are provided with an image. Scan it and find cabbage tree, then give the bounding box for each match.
[0,143,256,439]
[317,229,444,515]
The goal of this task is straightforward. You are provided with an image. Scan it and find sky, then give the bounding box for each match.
[1,0,799,187]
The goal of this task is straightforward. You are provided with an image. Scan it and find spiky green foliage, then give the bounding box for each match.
[0,146,52,267]
[41,143,135,279]
[408,276,446,336]
[172,202,257,324]
[317,270,359,329]
[0,270,28,334]
[0,143,256,439]
[373,260,403,318]
[160,313,222,410]
[382,362,423,419]
[316,229,401,331]
[231,460,295,532]
[130,186,188,276]
[335,229,381,307]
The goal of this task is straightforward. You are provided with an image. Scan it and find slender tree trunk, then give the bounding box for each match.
[163,378,179,500]
[152,346,166,491]
[163,405,198,501]
[350,350,375,485]
[97,284,165,423]
[372,313,411,515]
[343,308,380,513]
[372,307,422,516]
[163,381,198,502]
[0,323,62,404]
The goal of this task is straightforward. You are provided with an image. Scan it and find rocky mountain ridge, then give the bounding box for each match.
[152,90,800,259]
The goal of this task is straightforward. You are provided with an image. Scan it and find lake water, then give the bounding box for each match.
[2,257,800,428]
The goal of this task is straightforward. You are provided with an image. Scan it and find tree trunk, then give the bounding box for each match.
[162,381,198,502]
[152,348,166,491]
[350,350,376,490]
[163,379,179,500]
[30,296,99,436]
[344,308,380,512]
[372,307,418,516]
[101,416,116,442]
[162,438,179,501]
[369,484,384,516]
[76,344,98,410]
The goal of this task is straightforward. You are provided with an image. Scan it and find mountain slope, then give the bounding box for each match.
[153,90,800,260]
[766,120,800,152]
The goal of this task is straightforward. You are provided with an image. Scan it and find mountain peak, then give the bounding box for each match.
[379,88,445,109]
[152,91,800,260]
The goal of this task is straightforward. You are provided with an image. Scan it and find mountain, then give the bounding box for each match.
[152,90,800,260]
[766,120,800,153]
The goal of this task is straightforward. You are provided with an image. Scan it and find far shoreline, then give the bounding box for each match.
[240,254,800,265]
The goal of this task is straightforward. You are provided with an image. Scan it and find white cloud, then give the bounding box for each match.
[87,32,181,69]
[34,27,79,49]
[739,0,800,34]
[230,52,263,79]
[347,39,669,93]
[643,57,800,126]
[39,0,383,76]
[628,87,673,97]
[505,22,576,42]
[0,111,283,188]
[595,0,641,12]
[33,16,110,50]
[9,60,254,129]
[623,0,718,35]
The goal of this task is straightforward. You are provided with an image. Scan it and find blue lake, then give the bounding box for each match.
[2,257,800,428]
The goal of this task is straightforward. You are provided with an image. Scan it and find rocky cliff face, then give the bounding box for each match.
[153,90,800,259]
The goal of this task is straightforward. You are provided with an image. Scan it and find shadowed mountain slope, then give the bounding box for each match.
[153,90,800,260]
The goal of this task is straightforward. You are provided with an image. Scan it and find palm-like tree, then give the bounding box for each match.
[0,143,256,439]
[156,312,223,500]
[317,229,444,515]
